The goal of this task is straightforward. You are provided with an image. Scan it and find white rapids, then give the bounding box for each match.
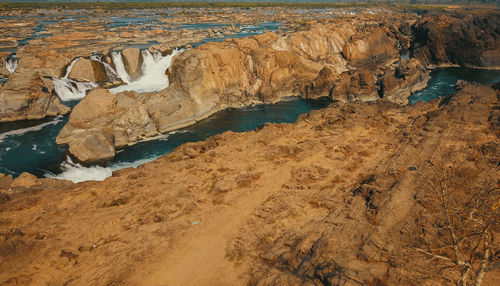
[109,48,182,94]
[45,155,160,183]
[5,54,18,74]
[52,57,98,102]
[52,47,182,101]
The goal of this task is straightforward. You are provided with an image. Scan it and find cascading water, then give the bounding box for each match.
[53,78,98,102]
[109,48,182,94]
[111,51,131,83]
[90,54,119,82]
[52,57,98,102]
[5,54,18,74]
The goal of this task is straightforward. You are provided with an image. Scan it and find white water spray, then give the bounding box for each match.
[53,78,98,102]
[45,157,112,183]
[111,51,131,83]
[109,48,182,94]
[52,57,98,101]
[5,55,18,74]
[90,54,119,82]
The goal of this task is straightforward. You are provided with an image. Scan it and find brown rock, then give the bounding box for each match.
[0,173,13,189]
[11,172,41,189]
[68,58,108,83]
[0,71,70,122]
[56,89,117,163]
[121,48,142,78]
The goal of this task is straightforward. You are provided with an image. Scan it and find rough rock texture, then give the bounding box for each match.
[61,9,500,162]
[0,71,70,122]
[56,89,117,163]
[121,47,142,79]
[1,83,499,285]
[412,10,500,68]
[0,14,209,123]
[59,20,429,162]
[381,58,431,104]
[67,58,108,83]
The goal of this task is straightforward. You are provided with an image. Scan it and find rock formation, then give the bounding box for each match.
[57,19,431,163]
[412,10,500,68]
[0,70,70,122]
[121,47,142,79]
[57,9,500,162]
[67,58,108,83]
[1,82,498,285]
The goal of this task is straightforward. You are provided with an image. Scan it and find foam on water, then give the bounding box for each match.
[52,57,98,101]
[46,155,161,183]
[5,54,18,74]
[111,51,131,83]
[0,116,63,143]
[46,157,112,183]
[53,78,98,101]
[109,48,182,94]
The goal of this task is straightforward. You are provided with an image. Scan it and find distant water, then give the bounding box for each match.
[409,68,500,104]
[1,67,500,182]
[0,97,332,181]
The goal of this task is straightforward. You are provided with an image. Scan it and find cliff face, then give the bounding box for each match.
[412,11,500,68]
[56,18,429,163]
[1,83,498,285]
[55,10,500,163]
[0,70,70,122]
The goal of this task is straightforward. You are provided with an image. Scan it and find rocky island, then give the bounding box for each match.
[0,2,499,285]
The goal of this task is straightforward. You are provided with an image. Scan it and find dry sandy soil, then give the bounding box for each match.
[0,82,499,285]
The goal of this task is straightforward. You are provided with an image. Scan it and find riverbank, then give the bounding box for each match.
[1,81,498,285]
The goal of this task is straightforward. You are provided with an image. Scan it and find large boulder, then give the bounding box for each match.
[121,47,142,79]
[342,28,399,68]
[412,12,500,67]
[0,71,70,122]
[68,58,108,83]
[381,58,430,104]
[56,89,117,163]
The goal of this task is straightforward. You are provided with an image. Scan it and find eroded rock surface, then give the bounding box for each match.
[57,9,500,162]
[412,10,500,68]
[0,71,69,122]
[1,83,499,285]
[58,19,429,162]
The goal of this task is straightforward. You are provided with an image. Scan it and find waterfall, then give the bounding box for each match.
[111,51,131,83]
[90,54,119,82]
[51,47,182,101]
[52,57,98,102]
[53,78,98,102]
[63,57,79,78]
[5,54,18,74]
[109,48,182,94]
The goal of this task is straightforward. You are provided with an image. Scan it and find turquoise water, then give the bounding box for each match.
[0,97,332,178]
[1,67,499,180]
[409,68,500,104]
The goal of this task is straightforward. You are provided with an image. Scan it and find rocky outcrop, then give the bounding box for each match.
[59,20,425,162]
[121,47,142,79]
[0,71,70,122]
[67,58,108,83]
[56,89,117,163]
[412,11,500,68]
[381,58,431,104]
[1,83,498,285]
